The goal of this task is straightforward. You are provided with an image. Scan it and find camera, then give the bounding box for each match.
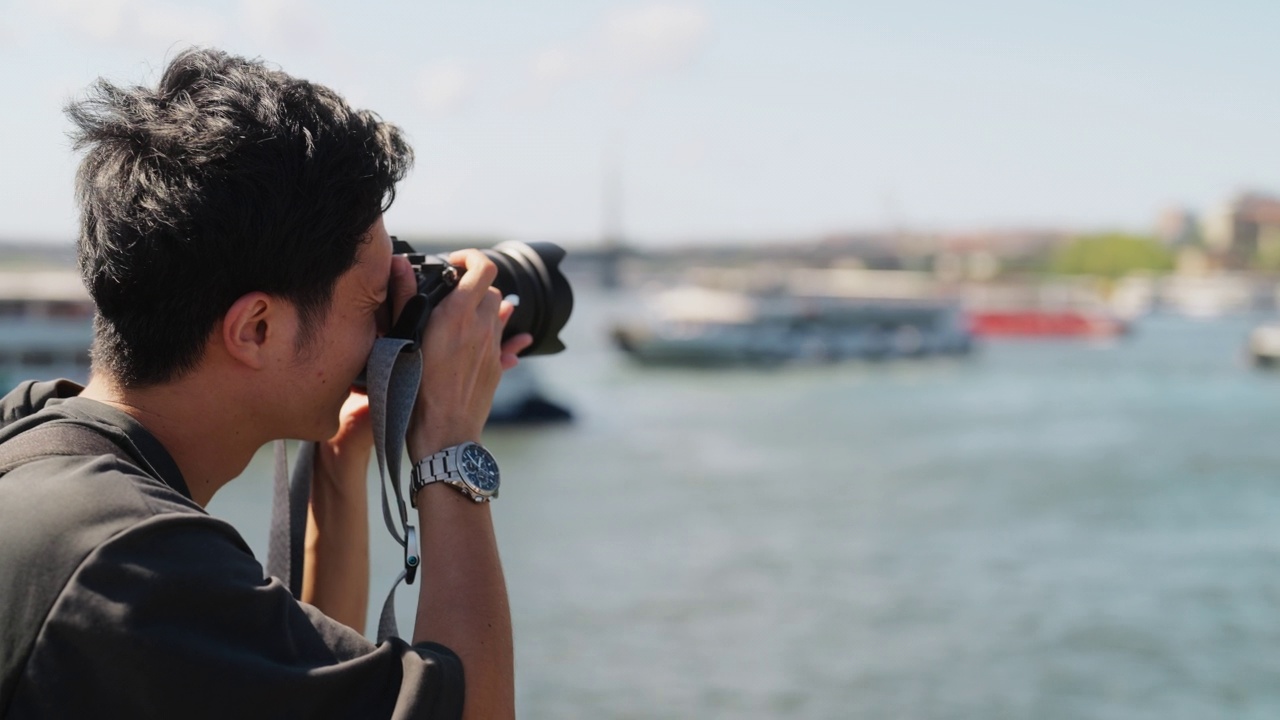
[392,238,574,356]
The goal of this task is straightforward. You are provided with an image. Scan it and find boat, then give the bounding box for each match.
[1248,322,1280,367]
[487,361,572,424]
[611,285,973,367]
[963,281,1129,338]
[0,269,570,424]
[0,269,95,389]
[966,310,1128,338]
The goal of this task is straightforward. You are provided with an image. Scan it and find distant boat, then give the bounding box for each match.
[611,285,973,367]
[0,269,570,424]
[966,310,1128,338]
[1247,323,1280,368]
[0,269,94,388]
[488,361,573,424]
[1110,273,1271,320]
[963,280,1129,338]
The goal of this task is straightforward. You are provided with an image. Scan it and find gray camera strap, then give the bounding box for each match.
[266,335,423,642]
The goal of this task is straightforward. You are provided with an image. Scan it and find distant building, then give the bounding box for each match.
[1155,207,1201,248]
[932,229,1066,280]
[1203,192,1280,269]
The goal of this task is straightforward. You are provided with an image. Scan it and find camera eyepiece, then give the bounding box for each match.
[392,238,574,357]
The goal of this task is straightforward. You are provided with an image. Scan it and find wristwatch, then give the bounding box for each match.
[410,441,501,505]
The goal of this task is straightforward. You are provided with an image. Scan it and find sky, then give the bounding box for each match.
[0,0,1277,248]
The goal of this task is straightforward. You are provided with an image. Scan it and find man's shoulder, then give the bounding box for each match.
[0,384,202,533]
[1,450,201,540]
[0,379,83,427]
[0,444,239,714]
[0,450,214,618]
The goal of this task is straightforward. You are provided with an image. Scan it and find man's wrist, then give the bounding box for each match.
[406,419,483,464]
[414,480,496,511]
[314,442,372,493]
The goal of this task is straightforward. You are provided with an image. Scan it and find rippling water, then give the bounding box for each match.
[203,287,1280,718]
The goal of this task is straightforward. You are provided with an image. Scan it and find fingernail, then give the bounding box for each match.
[504,294,520,307]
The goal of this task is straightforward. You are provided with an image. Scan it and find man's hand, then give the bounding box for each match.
[322,390,373,468]
[303,389,374,632]
[391,251,532,460]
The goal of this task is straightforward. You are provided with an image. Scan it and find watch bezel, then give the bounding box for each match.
[456,442,500,498]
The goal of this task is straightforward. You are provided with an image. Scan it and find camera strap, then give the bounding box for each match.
[266,334,424,643]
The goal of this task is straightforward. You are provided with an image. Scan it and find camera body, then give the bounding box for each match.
[393,238,573,357]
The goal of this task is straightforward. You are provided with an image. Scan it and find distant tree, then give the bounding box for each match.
[1050,232,1174,278]
[1253,226,1280,272]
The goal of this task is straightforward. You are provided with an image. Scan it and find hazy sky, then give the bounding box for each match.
[1,0,1276,247]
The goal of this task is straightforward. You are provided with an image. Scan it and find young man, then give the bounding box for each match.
[0,48,523,718]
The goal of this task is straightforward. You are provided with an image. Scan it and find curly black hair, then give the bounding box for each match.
[67,47,413,387]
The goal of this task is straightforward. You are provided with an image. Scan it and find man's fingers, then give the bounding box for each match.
[447,249,498,292]
[500,333,534,368]
[339,391,371,421]
[498,295,519,325]
[329,391,374,446]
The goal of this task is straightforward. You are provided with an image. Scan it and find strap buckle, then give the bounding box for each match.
[403,525,420,585]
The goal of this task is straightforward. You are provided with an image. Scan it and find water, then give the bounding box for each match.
[169,289,1280,717]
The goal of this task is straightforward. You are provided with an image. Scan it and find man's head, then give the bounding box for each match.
[67,47,413,387]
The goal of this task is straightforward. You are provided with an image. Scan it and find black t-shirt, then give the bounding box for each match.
[0,380,464,718]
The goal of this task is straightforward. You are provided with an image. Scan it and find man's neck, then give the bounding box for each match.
[80,373,264,506]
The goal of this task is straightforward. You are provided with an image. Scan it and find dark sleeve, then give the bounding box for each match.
[8,513,463,720]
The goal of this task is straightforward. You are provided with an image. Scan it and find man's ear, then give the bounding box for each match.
[220,292,278,370]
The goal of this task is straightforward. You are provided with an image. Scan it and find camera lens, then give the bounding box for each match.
[484,241,574,356]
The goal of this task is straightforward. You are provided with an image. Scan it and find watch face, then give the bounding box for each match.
[458,443,500,496]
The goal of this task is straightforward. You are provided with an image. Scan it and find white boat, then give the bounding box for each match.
[611,285,973,367]
[0,269,95,388]
[1111,273,1275,319]
[1248,322,1280,367]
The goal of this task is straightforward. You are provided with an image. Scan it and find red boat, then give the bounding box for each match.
[967,310,1128,338]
